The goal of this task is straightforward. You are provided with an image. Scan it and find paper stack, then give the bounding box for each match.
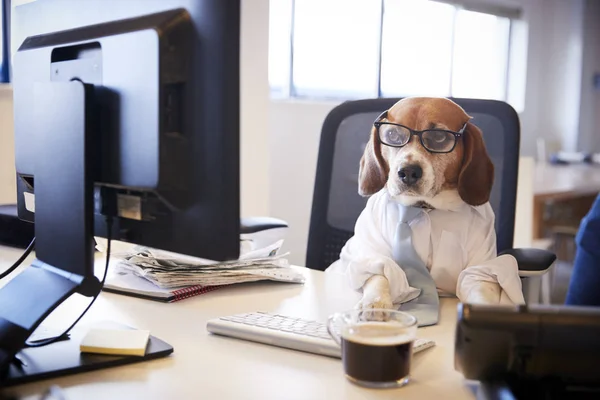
[97,238,305,291]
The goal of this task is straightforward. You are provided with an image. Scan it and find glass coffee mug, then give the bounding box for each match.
[327,309,417,388]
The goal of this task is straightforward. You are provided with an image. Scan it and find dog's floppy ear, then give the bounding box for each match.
[358,126,389,196]
[458,122,494,206]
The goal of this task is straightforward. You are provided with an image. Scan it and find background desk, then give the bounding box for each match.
[0,247,472,400]
[533,163,600,241]
[531,163,600,303]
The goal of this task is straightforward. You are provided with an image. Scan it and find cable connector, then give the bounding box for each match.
[94,186,118,218]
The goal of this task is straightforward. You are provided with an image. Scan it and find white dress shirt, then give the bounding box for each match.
[326,189,525,305]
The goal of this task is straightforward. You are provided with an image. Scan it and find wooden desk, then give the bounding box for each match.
[0,247,474,400]
[533,163,600,241]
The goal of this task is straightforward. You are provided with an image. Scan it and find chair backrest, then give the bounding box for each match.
[306,98,520,271]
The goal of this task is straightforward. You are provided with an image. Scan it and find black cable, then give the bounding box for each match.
[0,237,35,280]
[25,217,113,348]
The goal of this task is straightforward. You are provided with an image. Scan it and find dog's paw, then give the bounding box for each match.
[356,295,394,311]
[355,295,394,321]
[356,275,394,319]
[356,293,394,315]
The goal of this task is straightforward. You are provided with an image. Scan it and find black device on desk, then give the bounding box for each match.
[0,0,242,386]
[454,303,600,399]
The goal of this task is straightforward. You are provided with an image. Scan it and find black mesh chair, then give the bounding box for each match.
[306,98,556,303]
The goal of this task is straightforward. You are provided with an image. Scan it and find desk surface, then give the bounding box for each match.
[0,247,473,400]
[534,163,600,198]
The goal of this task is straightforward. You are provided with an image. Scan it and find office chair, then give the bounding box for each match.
[306,97,556,303]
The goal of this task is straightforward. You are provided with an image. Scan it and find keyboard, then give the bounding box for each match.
[206,312,435,359]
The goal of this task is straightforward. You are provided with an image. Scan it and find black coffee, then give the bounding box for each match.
[341,323,414,383]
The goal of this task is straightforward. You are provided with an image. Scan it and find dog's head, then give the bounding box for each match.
[358,97,494,209]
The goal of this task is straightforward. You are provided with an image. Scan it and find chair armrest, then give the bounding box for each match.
[240,217,289,253]
[499,248,557,277]
[240,217,288,234]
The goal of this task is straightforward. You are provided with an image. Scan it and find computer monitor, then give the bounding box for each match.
[0,0,241,383]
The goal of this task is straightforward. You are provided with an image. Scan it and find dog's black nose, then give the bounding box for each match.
[398,165,423,185]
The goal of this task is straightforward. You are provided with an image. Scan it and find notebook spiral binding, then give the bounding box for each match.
[170,285,228,302]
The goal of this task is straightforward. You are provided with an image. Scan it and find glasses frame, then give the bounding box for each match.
[373,110,467,154]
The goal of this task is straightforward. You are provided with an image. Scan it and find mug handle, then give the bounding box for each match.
[327,313,343,346]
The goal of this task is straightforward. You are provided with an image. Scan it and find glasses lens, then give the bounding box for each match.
[422,130,456,152]
[379,124,410,146]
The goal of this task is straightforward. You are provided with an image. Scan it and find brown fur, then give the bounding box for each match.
[358,127,389,196]
[457,122,494,206]
[358,97,493,206]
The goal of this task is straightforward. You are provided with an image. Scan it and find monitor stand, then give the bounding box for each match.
[0,80,173,385]
[1,322,173,387]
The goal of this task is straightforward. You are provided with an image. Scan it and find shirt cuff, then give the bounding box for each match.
[346,257,421,304]
[456,254,525,305]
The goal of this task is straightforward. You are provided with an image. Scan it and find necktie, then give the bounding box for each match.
[392,204,440,327]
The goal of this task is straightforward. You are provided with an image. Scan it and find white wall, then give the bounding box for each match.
[269,100,338,264]
[519,0,585,156]
[240,0,271,217]
[0,88,15,204]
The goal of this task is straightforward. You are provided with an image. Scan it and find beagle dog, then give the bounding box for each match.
[326,97,525,310]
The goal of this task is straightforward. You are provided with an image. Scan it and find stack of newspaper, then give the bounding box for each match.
[98,239,305,290]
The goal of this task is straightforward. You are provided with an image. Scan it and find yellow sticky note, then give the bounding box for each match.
[80,328,150,357]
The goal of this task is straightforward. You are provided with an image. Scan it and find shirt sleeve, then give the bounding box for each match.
[576,194,600,256]
[330,191,420,304]
[565,194,600,305]
[456,204,525,305]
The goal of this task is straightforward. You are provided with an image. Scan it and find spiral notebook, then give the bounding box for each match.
[102,269,228,303]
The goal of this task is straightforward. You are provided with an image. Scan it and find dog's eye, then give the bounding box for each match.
[386,130,402,143]
[380,125,408,146]
[422,130,455,152]
[431,131,447,142]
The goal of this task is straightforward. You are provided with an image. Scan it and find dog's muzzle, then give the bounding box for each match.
[398,164,423,186]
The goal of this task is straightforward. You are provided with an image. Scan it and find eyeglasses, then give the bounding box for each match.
[373,110,466,154]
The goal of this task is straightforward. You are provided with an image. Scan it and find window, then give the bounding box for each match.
[292,0,380,98]
[269,0,518,102]
[268,0,293,97]
[380,0,455,97]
